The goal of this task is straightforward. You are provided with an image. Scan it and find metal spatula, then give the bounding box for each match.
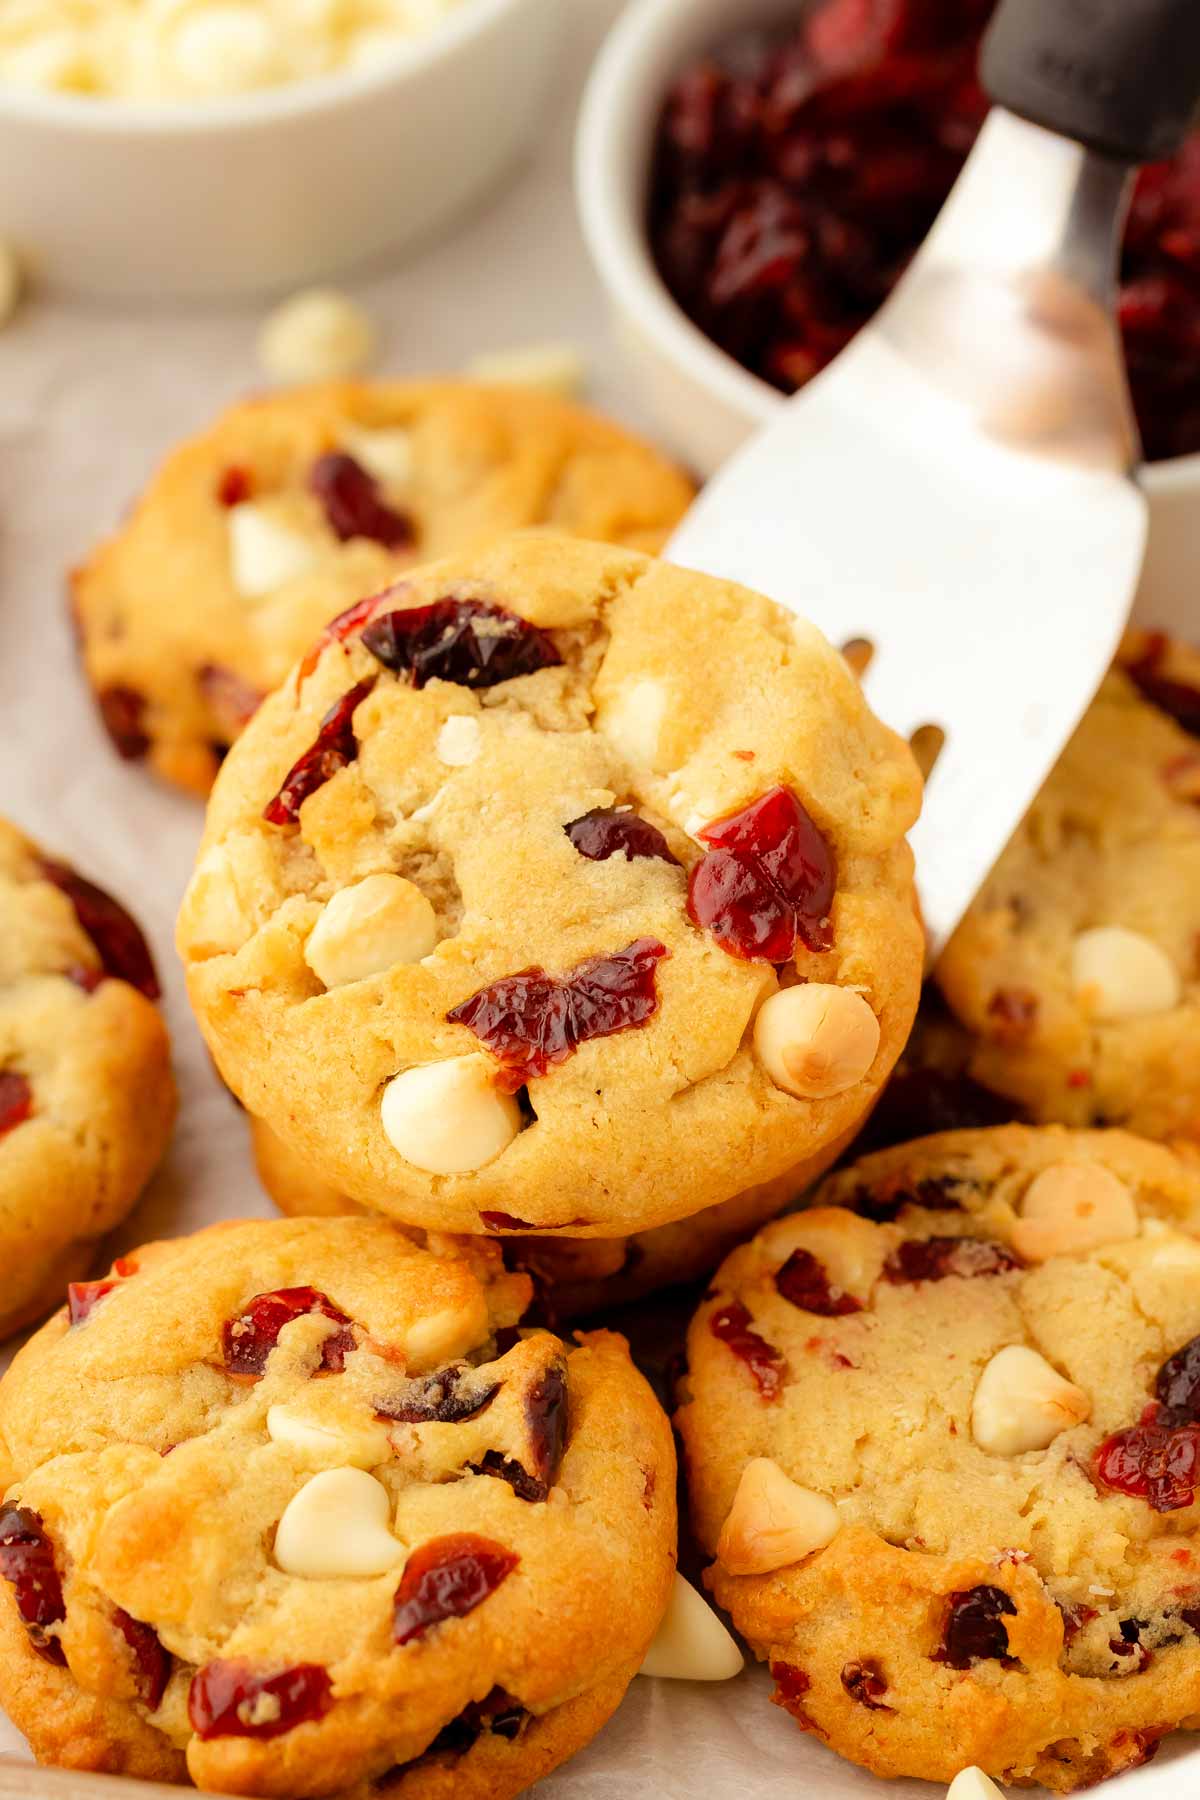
[667,0,1200,954]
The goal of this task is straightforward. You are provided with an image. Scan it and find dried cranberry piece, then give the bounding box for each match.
[447,938,668,1090]
[986,987,1039,1043]
[362,598,561,691]
[188,1659,332,1739]
[776,1247,863,1315]
[392,1533,518,1646]
[470,1450,548,1502]
[709,1299,787,1399]
[840,1659,892,1710]
[67,1278,118,1325]
[298,591,386,683]
[216,466,252,508]
[847,1175,964,1222]
[0,1505,66,1665]
[479,1211,588,1232]
[883,1236,1020,1283]
[39,860,159,1000]
[934,1586,1017,1668]
[564,807,679,867]
[65,965,105,995]
[1095,1403,1200,1512]
[1156,1335,1200,1422]
[1125,636,1200,738]
[197,663,264,736]
[113,1608,169,1710]
[223,1287,354,1378]
[310,453,414,550]
[527,1358,567,1490]
[769,1660,824,1735]
[0,1072,33,1138]
[97,685,150,761]
[1056,1597,1097,1644]
[687,786,836,960]
[1108,1618,1153,1672]
[376,1365,501,1425]
[262,677,375,825]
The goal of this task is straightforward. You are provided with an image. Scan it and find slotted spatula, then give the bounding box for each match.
[667,0,1200,955]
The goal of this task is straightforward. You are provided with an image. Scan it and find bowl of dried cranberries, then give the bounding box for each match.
[576,0,1200,626]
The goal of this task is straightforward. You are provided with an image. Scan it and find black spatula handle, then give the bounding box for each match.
[981,0,1200,164]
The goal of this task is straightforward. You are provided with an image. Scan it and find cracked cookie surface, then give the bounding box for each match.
[0,1215,676,1797]
[177,532,923,1237]
[72,380,695,796]
[0,817,175,1337]
[678,1124,1200,1792]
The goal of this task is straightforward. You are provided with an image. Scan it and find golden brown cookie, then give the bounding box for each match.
[177,531,923,1238]
[0,1216,676,1797]
[937,632,1200,1143]
[72,379,695,795]
[678,1124,1200,1793]
[0,817,175,1337]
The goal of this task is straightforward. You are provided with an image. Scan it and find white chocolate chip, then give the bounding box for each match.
[753,985,880,1100]
[381,1054,520,1174]
[600,677,668,772]
[274,1467,403,1579]
[1137,1220,1200,1271]
[464,342,585,398]
[0,241,21,330]
[169,6,282,94]
[402,1302,487,1371]
[971,1345,1090,1456]
[1070,926,1180,1022]
[638,1573,744,1682]
[947,1771,1006,1800]
[180,843,255,957]
[339,424,414,490]
[760,1208,884,1304]
[228,502,319,599]
[1011,1162,1139,1263]
[266,1403,390,1469]
[716,1458,841,1576]
[258,287,377,385]
[436,716,481,767]
[304,874,437,989]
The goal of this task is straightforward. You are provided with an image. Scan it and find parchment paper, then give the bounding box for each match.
[1,1,1197,1790]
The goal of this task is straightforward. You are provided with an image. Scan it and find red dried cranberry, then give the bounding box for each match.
[1125,635,1200,738]
[1095,1403,1200,1512]
[188,1659,332,1739]
[933,1586,1016,1668]
[298,591,385,683]
[769,1660,825,1734]
[848,1175,965,1222]
[840,1659,892,1710]
[262,678,375,825]
[197,663,264,735]
[223,1287,354,1378]
[447,938,668,1090]
[392,1534,518,1646]
[97,685,151,760]
[986,987,1039,1043]
[362,598,561,691]
[883,1236,1020,1283]
[469,1451,548,1502]
[1108,1618,1153,1672]
[1156,1334,1200,1421]
[0,1072,33,1138]
[68,1278,118,1325]
[39,861,159,1000]
[376,1365,501,1425]
[310,453,414,550]
[64,965,105,995]
[113,1608,169,1710]
[686,786,836,961]
[776,1247,863,1315]
[1056,1598,1097,1644]
[564,807,680,866]
[709,1299,787,1399]
[216,466,252,508]
[526,1358,567,1490]
[0,1505,66,1665]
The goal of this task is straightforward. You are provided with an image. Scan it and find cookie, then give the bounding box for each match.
[0,817,175,1337]
[677,1124,1200,1792]
[72,379,695,795]
[0,1215,676,1797]
[177,531,923,1238]
[936,632,1200,1143]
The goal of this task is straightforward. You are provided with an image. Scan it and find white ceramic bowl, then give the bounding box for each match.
[576,0,1200,632]
[0,0,563,300]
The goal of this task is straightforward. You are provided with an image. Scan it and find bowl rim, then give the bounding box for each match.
[575,0,1200,490]
[0,0,534,134]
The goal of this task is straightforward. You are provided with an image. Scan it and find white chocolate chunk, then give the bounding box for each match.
[381,1054,520,1174]
[228,503,319,599]
[464,342,585,398]
[304,874,437,989]
[600,677,668,772]
[339,424,414,490]
[971,1346,1090,1456]
[402,1302,487,1370]
[180,844,254,957]
[717,1458,840,1576]
[947,1771,1005,1800]
[639,1573,744,1681]
[258,287,376,385]
[436,716,481,767]
[169,7,281,94]
[274,1468,404,1579]
[0,240,21,329]
[1070,927,1180,1022]
[1011,1162,1139,1263]
[267,1403,390,1469]
[754,985,879,1100]
[1138,1219,1200,1271]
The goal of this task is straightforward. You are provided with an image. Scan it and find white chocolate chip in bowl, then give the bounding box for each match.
[1010,1162,1139,1263]
[947,1771,1006,1800]
[340,424,414,490]
[971,1345,1090,1456]
[304,874,438,989]
[380,1055,521,1174]
[267,1403,390,1470]
[639,1573,744,1682]
[716,1458,841,1576]
[1070,926,1180,1022]
[258,287,377,385]
[274,1467,404,1579]
[228,503,320,599]
[753,985,880,1100]
[436,716,482,767]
